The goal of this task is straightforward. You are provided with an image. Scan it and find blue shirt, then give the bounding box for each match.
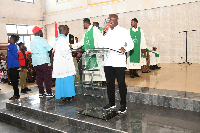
[30,36,52,67]
[7,44,20,68]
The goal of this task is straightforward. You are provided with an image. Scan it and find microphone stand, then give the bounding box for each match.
[178,30,196,65]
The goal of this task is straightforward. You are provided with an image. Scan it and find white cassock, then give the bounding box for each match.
[72,25,106,82]
[52,35,76,78]
[127,27,146,69]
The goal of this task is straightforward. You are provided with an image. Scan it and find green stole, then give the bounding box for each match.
[148,50,159,57]
[82,26,98,68]
[129,27,141,63]
[99,27,103,33]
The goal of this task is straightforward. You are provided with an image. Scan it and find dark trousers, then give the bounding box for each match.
[104,66,127,106]
[77,59,82,81]
[9,68,19,96]
[34,63,52,94]
[130,69,136,76]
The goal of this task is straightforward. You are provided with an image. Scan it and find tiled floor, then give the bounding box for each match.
[120,63,200,93]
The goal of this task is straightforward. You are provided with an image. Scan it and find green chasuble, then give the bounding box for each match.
[99,27,103,33]
[82,26,98,68]
[129,27,141,63]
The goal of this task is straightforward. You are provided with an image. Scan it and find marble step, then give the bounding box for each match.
[4,102,123,133]
[0,109,85,133]
[75,84,200,112]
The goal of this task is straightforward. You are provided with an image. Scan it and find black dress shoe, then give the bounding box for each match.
[24,87,31,91]
[130,75,135,78]
[134,73,140,77]
[142,70,151,73]
[149,66,155,70]
[21,89,27,93]
[154,65,161,69]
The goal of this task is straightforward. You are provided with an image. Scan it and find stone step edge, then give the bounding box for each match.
[76,85,200,101]
[6,102,125,133]
[0,111,64,133]
[76,88,199,112]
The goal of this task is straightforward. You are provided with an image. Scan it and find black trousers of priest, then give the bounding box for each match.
[104,66,127,107]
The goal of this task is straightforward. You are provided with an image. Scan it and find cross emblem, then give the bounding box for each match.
[132,36,138,43]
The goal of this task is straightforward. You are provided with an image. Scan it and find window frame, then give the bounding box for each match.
[15,0,34,4]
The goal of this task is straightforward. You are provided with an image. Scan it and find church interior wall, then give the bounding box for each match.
[0,0,43,45]
[45,0,200,63]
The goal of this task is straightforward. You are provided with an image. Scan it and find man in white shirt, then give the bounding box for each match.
[98,14,134,114]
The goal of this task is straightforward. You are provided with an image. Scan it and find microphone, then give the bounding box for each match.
[103,23,110,35]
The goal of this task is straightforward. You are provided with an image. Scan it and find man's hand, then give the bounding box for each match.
[103,26,109,36]
[119,47,126,52]
[69,44,72,48]
[153,47,157,51]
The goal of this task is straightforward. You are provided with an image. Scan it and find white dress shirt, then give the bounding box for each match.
[72,25,101,49]
[98,25,134,67]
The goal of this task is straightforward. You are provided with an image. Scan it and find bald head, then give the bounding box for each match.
[108,14,118,30]
[109,14,118,19]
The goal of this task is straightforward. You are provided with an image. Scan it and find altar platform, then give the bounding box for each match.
[1,91,200,133]
[0,63,200,132]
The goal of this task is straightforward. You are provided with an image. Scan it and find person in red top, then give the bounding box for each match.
[18,42,31,93]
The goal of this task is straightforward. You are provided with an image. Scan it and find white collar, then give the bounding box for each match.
[132,27,138,31]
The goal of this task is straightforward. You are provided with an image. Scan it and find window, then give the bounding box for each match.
[6,24,36,51]
[6,25,17,34]
[17,25,28,34]
[15,0,34,4]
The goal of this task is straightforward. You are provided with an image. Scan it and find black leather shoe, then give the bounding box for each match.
[21,89,27,93]
[134,73,140,77]
[149,66,155,70]
[24,87,31,91]
[118,105,127,114]
[142,70,151,73]
[154,65,161,69]
[130,75,135,78]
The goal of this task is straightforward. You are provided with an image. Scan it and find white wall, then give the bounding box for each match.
[44,0,200,25]
[44,0,200,63]
[0,0,43,44]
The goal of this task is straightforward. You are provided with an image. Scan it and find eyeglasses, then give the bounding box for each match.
[106,18,118,22]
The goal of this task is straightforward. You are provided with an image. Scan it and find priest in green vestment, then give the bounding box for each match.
[70,18,106,82]
[127,18,147,78]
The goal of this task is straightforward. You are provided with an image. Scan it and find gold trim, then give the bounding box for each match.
[87,0,118,6]
[0,43,8,44]
[43,0,45,15]
[44,0,118,15]
[56,0,71,5]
